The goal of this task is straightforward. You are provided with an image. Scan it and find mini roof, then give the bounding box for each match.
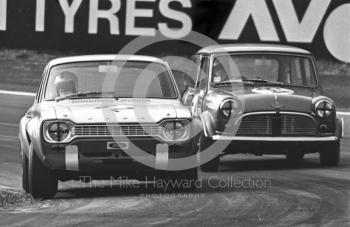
[197,44,311,55]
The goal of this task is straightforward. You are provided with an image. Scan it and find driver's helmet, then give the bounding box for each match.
[213,59,229,83]
[55,71,78,96]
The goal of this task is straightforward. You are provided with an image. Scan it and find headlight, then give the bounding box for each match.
[162,120,189,141]
[315,100,333,118]
[219,99,239,118]
[44,121,73,143]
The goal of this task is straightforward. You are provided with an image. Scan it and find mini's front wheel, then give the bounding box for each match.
[199,133,220,172]
[319,141,340,167]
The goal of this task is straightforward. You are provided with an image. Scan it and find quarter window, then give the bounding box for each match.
[197,56,209,90]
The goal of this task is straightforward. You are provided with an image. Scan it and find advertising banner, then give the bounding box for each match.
[0,0,349,62]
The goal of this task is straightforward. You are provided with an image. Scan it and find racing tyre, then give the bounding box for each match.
[28,144,58,199]
[319,141,340,167]
[199,133,220,172]
[21,150,29,193]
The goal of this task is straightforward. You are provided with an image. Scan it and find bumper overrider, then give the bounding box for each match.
[39,119,196,175]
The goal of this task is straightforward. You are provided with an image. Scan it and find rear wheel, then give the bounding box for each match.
[28,144,58,199]
[319,141,340,167]
[199,133,220,172]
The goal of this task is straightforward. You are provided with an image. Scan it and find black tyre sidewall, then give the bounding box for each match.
[21,150,29,193]
[320,141,340,167]
[199,133,220,172]
[28,144,58,199]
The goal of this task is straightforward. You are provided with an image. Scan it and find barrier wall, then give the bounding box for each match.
[0,0,349,62]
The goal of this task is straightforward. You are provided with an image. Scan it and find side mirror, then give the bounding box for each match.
[182,86,196,106]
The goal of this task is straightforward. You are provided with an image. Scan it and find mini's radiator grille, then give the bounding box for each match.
[236,113,317,136]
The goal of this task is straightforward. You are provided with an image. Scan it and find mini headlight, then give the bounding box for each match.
[45,122,72,142]
[219,99,239,118]
[315,100,333,118]
[162,121,189,141]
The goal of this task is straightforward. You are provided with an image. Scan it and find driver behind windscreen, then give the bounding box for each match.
[212,59,229,83]
[212,58,241,83]
[54,71,78,97]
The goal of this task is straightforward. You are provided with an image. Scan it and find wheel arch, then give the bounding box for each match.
[199,111,215,138]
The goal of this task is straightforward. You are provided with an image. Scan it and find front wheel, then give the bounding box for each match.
[319,141,340,167]
[28,144,58,199]
[199,133,220,172]
[21,150,29,193]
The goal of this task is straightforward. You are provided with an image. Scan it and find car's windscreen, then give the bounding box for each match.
[44,61,177,100]
[211,54,317,87]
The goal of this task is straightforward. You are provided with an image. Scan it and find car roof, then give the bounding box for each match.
[197,44,311,55]
[48,55,167,67]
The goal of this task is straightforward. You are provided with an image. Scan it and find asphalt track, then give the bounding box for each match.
[0,93,349,226]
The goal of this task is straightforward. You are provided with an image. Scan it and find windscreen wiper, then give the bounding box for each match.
[214,80,254,86]
[243,78,284,86]
[55,91,102,101]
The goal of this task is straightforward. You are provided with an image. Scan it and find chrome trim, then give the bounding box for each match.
[238,111,315,121]
[161,121,191,142]
[212,135,338,142]
[74,124,162,137]
[219,98,239,118]
[156,144,169,169]
[65,145,79,171]
[43,119,191,144]
[43,121,75,143]
[221,111,317,135]
[314,99,333,118]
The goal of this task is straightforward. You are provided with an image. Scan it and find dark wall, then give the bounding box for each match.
[0,0,349,61]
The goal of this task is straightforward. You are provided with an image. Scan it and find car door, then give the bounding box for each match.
[191,55,210,118]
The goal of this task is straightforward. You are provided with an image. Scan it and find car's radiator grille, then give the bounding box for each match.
[236,113,317,136]
[73,124,162,137]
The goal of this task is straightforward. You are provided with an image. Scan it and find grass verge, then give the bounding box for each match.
[0,190,34,209]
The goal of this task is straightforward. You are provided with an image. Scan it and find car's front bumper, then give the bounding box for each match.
[212,135,339,142]
[210,135,339,155]
[40,138,195,175]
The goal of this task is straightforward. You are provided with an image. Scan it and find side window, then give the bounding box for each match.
[303,59,316,86]
[192,55,201,88]
[197,56,209,90]
[290,57,316,86]
[290,58,303,86]
[35,66,48,103]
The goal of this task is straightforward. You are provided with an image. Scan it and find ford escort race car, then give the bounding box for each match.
[19,55,198,198]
